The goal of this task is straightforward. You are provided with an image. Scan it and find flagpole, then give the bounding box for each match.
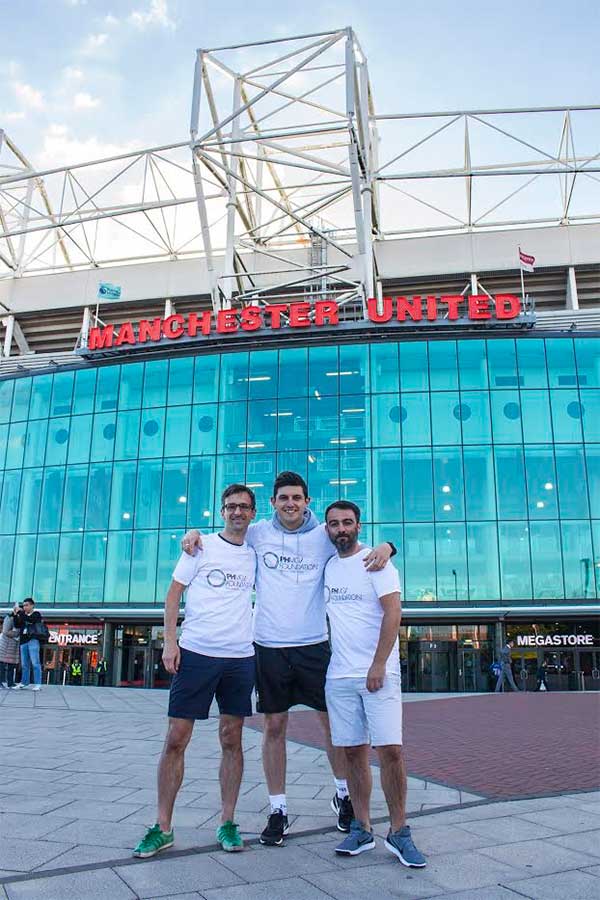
[518,246,526,308]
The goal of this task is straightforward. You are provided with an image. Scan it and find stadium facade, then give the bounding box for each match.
[1,30,599,691]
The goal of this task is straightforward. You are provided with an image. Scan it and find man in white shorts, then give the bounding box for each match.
[324,500,426,867]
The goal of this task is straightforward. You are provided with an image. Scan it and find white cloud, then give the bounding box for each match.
[129,0,175,30]
[81,33,108,55]
[73,91,101,110]
[63,65,84,80]
[104,14,119,26]
[39,123,135,168]
[3,111,26,122]
[65,0,87,5]
[12,81,44,110]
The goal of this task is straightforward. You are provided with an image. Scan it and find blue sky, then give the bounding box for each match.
[1,0,599,170]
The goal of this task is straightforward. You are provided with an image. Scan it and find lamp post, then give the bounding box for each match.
[452,569,458,603]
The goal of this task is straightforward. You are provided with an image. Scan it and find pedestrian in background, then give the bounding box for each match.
[495,640,521,693]
[535,659,550,691]
[70,658,83,684]
[96,657,108,686]
[0,610,20,689]
[13,598,47,692]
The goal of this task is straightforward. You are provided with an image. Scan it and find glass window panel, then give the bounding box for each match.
[33,535,58,604]
[216,454,246,502]
[575,337,600,388]
[142,359,168,408]
[308,395,339,450]
[90,412,116,462]
[304,450,338,519]
[55,533,83,604]
[0,536,14,600]
[0,380,15,424]
[11,379,32,422]
[467,522,500,601]
[371,394,401,447]
[431,392,461,444]
[50,372,74,416]
[490,390,523,443]
[11,535,37,603]
[130,531,159,604]
[521,390,552,443]
[0,423,7,469]
[429,340,458,390]
[498,522,532,600]
[404,524,436,602]
[6,421,27,469]
[402,447,433,521]
[401,393,431,445]
[104,532,133,604]
[109,461,137,530]
[555,445,589,518]
[62,465,89,531]
[545,338,576,388]
[24,419,48,468]
[370,343,399,394]
[167,357,194,406]
[29,375,52,419]
[592,521,600,598]
[188,457,216,529]
[550,389,583,442]
[487,339,519,387]
[458,392,491,444]
[586,446,600,519]
[582,392,600,442]
[530,522,564,600]
[85,464,112,531]
[161,458,189,528]
[218,401,248,454]
[372,449,402,522]
[72,368,97,415]
[45,417,70,466]
[278,347,308,399]
[193,354,220,404]
[246,453,275,519]
[16,468,43,533]
[524,446,558,518]
[339,449,370,520]
[399,342,429,391]
[156,530,184,603]
[39,467,65,533]
[275,398,308,452]
[340,395,368,449]
[134,458,162,529]
[339,344,369,395]
[164,406,191,458]
[119,362,143,410]
[463,446,497,519]
[190,403,217,456]
[138,409,165,458]
[219,352,249,402]
[309,346,338,397]
[0,470,22,534]
[562,521,594,599]
[248,350,278,399]
[494,446,527,519]
[114,409,141,460]
[80,533,108,604]
[433,448,464,520]
[435,523,467,601]
[457,340,488,389]
[67,415,92,465]
[516,339,548,388]
[246,400,277,452]
[95,366,120,411]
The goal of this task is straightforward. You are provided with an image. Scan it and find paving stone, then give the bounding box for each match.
[0,798,71,816]
[411,849,526,893]
[505,869,600,899]
[478,837,599,876]
[426,889,528,900]
[0,838,75,873]
[120,805,216,828]
[56,819,149,850]
[457,815,561,843]
[304,860,443,899]
[582,865,600,877]
[371,822,492,854]
[0,813,77,841]
[548,830,600,858]
[53,800,144,822]
[36,844,131,870]
[4,867,137,900]
[518,806,600,833]
[115,854,244,897]
[202,877,334,900]
[146,894,203,900]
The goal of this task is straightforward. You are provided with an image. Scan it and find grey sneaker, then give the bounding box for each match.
[335,819,375,856]
[384,825,426,867]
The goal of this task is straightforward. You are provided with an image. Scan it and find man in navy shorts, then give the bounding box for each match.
[133,483,257,857]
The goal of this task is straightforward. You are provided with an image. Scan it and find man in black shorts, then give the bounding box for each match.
[133,484,257,857]
[182,472,394,845]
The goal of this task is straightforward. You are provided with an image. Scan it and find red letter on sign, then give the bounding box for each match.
[468,295,491,319]
[217,310,238,333]
[139,318,162,342]
[162,315,185,340]
[115,322,135,346]
[264,304,288,329]
[187,311,212,336]
[289,302,311,327]
[367,297,392,323]
[89,325,115,349]
[426,296,438,321]
[441,295,462,320]
[315,301,339,326]
[240,307,262,331]
[495,294,520,319]
[397,296,422,322]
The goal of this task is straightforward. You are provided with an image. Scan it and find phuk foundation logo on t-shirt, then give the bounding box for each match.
[207,568,253,590]
[327,586,363,604]
[262,552,319,573]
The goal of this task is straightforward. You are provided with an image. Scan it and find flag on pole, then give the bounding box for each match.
[518,248,535,273]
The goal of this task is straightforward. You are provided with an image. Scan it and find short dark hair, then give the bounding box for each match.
[220,483,256,509]
[325,500,361,523]
[23,597,35,606]
[272,471,308,499]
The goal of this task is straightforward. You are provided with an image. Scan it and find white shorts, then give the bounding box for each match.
[325,674,403,747]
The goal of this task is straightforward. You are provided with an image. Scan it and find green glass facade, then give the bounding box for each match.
[1,334,599,610]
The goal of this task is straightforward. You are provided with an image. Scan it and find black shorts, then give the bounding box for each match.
[168,647,255,720]
[254,641,330,714]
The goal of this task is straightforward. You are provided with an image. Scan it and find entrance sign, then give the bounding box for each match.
[49,628,101,646]
[516,634,595,647]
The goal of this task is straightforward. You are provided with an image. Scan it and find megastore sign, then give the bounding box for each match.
[516,634,595,647]
[85,294,524,352]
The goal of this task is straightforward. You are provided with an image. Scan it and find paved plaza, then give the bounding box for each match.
[0,687,599,899]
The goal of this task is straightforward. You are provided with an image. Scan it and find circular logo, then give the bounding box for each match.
[262,552,279,569]
[207,568,226,587]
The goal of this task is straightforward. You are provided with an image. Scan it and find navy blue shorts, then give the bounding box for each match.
[168,647,255,720]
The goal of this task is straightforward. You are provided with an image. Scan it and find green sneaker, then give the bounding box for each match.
[216,820,243,852]
[133,823,174,858]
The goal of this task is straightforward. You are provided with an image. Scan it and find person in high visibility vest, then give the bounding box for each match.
[96,657,108,687]
[70,658,83,684]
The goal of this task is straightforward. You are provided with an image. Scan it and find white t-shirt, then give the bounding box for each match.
[172,532,256,658]
[247,519,336,648]
[324,546,401,679]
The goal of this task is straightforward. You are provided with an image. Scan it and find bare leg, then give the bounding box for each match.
[376,744,407,832]
[219,715,244,823]
[317,711,347,779]
[157,717,194,833]
[262,712,288,794]
[344,745,372,829]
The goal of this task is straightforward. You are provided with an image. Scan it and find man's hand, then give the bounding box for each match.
[366,662,386,693]
[182,529,203,556]
[162,641,181,675]
[363,542,392,571]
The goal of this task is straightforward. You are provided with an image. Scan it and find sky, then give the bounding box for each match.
[2,0,599,171]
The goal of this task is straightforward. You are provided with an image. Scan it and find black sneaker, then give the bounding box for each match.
[331,794,354,832]
[259,809,289,846]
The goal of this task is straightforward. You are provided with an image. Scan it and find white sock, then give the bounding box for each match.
[269,793,287,814]
[334,778,349,799]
